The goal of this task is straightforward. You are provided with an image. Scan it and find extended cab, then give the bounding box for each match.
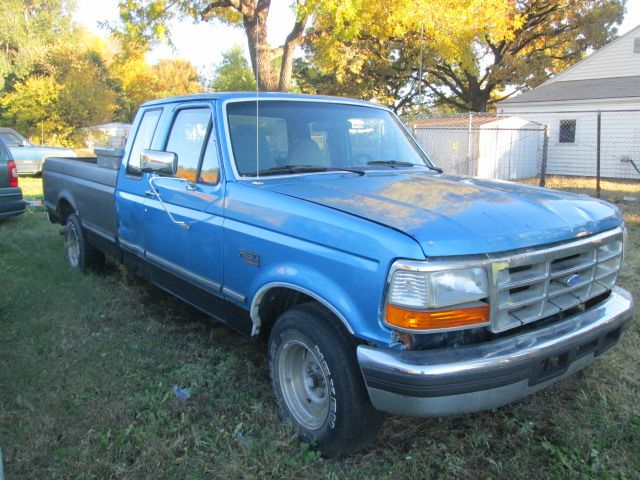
[43,93,634,457]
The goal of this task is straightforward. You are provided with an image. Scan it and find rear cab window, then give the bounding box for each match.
[127,109,162,176]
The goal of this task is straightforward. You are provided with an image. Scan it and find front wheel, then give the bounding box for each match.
[268,303,384,457]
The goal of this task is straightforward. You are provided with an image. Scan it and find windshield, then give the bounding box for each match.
[226,100,434,177]
[0,130,29,147]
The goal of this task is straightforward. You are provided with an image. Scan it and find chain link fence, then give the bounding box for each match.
[404,110,640,196]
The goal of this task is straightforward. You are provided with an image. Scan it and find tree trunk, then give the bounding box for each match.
[243,8,278,91]
[469,94,489,112]
[278,37,300,91]
[278,13,308,91]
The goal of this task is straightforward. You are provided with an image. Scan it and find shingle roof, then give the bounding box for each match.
[498,76,640,105]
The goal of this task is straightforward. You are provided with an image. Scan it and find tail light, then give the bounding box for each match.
[8,160,18,187]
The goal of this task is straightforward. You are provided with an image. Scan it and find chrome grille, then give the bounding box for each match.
[490,229,623,333]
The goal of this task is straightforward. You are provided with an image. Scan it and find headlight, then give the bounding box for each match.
[388,267,488,309]
[386,264,490,332]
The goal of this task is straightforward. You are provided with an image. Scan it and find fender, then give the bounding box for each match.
[250,281,355,337]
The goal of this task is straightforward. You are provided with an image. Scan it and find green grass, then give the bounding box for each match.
[17,176,45,201]
[1,179,639,479]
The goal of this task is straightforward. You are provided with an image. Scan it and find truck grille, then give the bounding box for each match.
[490,229,623,332]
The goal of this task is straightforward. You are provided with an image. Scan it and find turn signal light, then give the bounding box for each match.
[386,304,490,331]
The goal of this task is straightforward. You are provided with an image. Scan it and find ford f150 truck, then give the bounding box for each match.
[42,93,634,457]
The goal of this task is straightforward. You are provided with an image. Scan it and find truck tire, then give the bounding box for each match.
[64,213,104,272]
[268,302,384,457]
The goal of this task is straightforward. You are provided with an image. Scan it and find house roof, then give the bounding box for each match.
[498,75,640,105]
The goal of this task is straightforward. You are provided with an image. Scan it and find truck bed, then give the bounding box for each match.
[43,157,118,241]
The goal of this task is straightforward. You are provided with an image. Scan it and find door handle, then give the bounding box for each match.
[147,176,190,230]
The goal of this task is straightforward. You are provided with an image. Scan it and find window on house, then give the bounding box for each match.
[559,119,576,143]
[634,37,640,54]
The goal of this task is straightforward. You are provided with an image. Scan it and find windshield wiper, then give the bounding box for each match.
[367,160,419,168]
[250,165,365,177]
[367,160,443,173]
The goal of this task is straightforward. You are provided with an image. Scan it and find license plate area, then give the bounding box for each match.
[530,352,569,386]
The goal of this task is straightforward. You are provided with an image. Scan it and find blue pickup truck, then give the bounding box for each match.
[42,93,634,456]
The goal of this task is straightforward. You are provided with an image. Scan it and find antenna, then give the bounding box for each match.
[255,12,260,182]
[417,20,424,103]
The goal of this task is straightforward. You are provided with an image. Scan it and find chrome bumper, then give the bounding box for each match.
[357,287,634,416]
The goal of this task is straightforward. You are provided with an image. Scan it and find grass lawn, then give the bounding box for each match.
[1,177,639,478]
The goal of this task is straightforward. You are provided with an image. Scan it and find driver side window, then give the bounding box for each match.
[165,108,211,182]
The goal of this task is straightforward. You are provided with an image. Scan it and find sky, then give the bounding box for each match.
[74,0,640,72]
[74,0,296,72]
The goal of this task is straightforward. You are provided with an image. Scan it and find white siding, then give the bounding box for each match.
[494,108,640,179]
[546,25,640,84]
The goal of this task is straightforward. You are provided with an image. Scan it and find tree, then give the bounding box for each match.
[0,76,68,143]
[49,33,119,129]
[424,0,624,111]
[0,0,73,89]
[115,0,313,91]
[0,30,118,145]
[152,59,203,98]
[110,55,204,122]
[210,45,256,91]
[302,0,624,112]
[295,38,424,113]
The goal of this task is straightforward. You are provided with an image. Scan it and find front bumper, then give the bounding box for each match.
[357,287,634,416]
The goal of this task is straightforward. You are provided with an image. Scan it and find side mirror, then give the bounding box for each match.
[141,149,177,176]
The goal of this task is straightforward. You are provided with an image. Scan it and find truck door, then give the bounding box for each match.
[143,105,225,315]
[116,107,163,260]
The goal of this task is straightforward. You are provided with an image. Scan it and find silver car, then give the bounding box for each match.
[0,128,76,175]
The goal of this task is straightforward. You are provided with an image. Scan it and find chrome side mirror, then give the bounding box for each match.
[141,149,177,176]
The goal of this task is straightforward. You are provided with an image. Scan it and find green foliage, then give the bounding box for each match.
[209,46,256,92]
[0,1,205,144]
[0,76,73,145]
[301,0,625,112]
[111,56,204,122]
[0,0,74,89]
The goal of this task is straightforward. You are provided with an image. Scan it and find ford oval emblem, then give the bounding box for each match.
[565,274,582,286]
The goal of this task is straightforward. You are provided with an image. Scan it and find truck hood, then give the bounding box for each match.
[262,171,623,257]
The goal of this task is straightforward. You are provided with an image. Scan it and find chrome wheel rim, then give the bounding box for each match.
[65,223,80,268]
[278,339,330,430]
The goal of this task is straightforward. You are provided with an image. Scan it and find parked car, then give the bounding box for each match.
[42,93,634,457]
[0,135,26,219]
[0,127,76,175]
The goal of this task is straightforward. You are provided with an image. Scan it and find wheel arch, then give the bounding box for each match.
[56,193,78,223]
[250,282,355,338]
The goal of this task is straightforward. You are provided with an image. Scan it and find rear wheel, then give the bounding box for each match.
[268,302,384,457]
[64,213,104,272]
